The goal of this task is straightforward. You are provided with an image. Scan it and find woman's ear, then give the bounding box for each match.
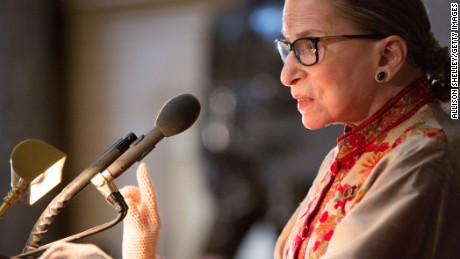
[375,35,408,81]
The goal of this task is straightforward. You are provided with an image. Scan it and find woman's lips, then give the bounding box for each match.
[295,96,314,111]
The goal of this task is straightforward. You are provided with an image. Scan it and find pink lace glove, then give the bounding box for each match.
[120,163,161,259]
[39,242,113,259]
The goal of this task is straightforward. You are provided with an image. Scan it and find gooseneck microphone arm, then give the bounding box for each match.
[21,133,137,254]
[15,192,128,258]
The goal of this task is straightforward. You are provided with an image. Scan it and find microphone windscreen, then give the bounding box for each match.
[155,93,201,137]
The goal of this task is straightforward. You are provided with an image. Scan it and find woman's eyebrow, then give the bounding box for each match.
[281,29,324,41]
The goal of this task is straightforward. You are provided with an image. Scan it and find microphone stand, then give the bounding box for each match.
[16,94,201,258]
[18,133,137,257]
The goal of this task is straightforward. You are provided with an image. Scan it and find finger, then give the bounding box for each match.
[136,163,161,228]
[40,241,65,258]
[136,163,159,212]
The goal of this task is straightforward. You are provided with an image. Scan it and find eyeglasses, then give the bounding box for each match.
[275,34,387,66]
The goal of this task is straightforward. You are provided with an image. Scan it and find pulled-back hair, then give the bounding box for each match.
[335,0,450,101]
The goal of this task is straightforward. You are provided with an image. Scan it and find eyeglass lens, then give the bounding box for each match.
[276,39,317,65]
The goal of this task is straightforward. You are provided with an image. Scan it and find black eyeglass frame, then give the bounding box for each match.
[275,34,387,66]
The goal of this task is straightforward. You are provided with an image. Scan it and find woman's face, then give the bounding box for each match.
[281,0,383,129]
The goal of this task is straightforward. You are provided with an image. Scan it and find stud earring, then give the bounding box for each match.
[375,71,387,82]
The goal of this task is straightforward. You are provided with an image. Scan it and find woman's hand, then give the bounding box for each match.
[39,242,113,259]
[120,163,161,259]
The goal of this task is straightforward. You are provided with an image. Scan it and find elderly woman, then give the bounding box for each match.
[37,0,459,258]
[274,0,460,258]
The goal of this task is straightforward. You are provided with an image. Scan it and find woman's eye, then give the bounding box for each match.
[306,42,316,53]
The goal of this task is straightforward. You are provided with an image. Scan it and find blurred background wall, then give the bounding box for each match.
[0,0,66,256]
[0,0,454,258]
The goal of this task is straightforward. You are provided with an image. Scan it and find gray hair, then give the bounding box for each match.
[335,0,450,101]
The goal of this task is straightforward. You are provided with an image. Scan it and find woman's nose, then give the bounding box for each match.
[280,52,304,87]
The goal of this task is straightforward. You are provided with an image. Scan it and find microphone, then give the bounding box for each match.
[0,140,66,218]
[92,93,201,197]
[21,93,200,255]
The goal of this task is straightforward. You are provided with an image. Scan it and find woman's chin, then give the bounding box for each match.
[302,118,326,130]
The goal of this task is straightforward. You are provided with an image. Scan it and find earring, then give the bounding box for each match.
[375,71,387,82]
